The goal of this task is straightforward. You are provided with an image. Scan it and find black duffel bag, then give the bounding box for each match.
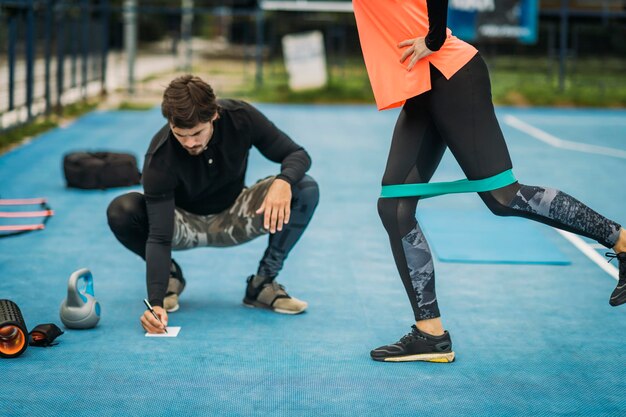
[63,152,141,189]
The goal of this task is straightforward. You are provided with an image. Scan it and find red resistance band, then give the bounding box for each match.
[0,198,54,237]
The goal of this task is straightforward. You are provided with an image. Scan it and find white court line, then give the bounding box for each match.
[555,229,618,281]
[504,114,621,280]
[588,243,607,249]
[504,115,626,159]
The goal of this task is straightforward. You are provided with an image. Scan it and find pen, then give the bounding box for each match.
[143,299,168,333]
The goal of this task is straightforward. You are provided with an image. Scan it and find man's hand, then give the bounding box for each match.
[256,178,292,233]
[398,36,433,71]
[140,305,168,334]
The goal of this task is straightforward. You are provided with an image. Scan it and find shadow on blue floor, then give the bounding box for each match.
[417,208,570,264]
[0,105,625,416]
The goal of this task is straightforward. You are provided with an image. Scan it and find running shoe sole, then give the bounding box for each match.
[372,351,455,363]
[242,298,307,315]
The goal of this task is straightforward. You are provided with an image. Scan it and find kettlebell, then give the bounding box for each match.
[59,268,101,329]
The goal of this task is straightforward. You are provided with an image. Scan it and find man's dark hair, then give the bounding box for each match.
[161,75,219,129]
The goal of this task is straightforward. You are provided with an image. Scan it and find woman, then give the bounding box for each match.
[352,0,626,363]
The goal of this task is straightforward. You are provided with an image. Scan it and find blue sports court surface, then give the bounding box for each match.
[1,104,625,416]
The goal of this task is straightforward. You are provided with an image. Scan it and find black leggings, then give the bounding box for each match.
[378,54,622,321]
[107,176,319,283]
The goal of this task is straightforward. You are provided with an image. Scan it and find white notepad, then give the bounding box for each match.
[145,326,181,337]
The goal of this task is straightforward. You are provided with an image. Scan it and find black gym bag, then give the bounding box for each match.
[63,152,141,190]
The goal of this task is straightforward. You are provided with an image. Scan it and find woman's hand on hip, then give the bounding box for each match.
[398,36,433,71]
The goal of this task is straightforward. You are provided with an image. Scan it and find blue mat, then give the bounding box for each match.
[417,208,571,265]
[0,106,625,417]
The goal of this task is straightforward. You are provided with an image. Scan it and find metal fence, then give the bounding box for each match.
[1,1,625,131]
[0,0,109,129]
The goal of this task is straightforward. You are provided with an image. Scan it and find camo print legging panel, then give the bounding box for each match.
[507,185,621,249]
[172,175,319,278]
[172,177,274,249]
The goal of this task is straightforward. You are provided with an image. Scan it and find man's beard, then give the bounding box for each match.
[187,147,203,155]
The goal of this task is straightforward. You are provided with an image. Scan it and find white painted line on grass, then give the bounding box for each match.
[504,115,626,159]
[555,229,618,281]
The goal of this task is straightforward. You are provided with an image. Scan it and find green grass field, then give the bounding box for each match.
[487,57,626,107]
[236,56,626,108]
[0,101,98,153]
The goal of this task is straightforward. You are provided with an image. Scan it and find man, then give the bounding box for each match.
[107,75,319,333]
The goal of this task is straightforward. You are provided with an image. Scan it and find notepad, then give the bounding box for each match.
[145,326,181,337]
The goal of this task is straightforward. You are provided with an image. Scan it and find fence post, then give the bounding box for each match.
[81,0,89,99]
[44,0,54,114]
[123,0,137,94]
[101,0,110,94]
[71,14,78,88]
[7,7,17,111]
[181,0,193,72]
[255,6,264,88]
[558,0,569,92]
[56,0,65,111]
[26,0,35,119]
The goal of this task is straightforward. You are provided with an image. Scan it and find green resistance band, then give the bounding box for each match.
[380,169,517,199]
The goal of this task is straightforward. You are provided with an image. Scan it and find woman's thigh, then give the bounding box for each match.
[428,54,513,180]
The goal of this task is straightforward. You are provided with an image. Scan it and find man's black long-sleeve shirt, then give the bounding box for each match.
[142,99,311,306]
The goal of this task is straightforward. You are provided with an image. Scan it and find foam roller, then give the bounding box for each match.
[0,299,28,358]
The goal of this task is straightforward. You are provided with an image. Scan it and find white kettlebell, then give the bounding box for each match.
[59,268,101,329]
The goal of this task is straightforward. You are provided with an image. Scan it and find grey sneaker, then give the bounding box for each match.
[163,260,185,313]
[242,275,308,314]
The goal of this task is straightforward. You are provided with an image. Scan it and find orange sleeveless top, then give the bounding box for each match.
[353,0,478,110]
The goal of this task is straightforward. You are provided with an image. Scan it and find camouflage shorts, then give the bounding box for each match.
[171,176,274,250]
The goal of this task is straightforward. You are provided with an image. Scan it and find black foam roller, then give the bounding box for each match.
[0,299,28,358]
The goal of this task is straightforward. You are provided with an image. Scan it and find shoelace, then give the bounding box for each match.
[605,253,624,267]
[606,253,626,286]
[399,327,426,345]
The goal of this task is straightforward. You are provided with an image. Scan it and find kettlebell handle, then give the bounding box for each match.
[67,268,94,306]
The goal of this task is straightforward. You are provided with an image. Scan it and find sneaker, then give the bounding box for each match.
[163,259,186,313]
[242,275,308,314]
[607,252,626,307]
[370,325,455,363]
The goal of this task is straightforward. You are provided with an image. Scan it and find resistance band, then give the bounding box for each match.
[0,198,54,238]
[380,169,517,199]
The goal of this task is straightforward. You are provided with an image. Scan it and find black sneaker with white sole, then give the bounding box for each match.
[370,325,455,363]
[607,252,626,307]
